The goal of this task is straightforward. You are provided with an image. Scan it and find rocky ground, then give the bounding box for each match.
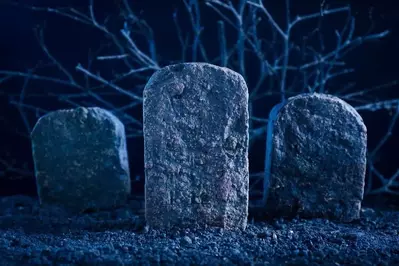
[0,194,398,266]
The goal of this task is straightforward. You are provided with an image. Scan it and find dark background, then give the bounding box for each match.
[0,0,398,204]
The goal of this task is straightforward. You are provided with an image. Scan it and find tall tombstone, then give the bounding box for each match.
[31,107,131,213]
[265,93,367,222]
[143,63,249,230]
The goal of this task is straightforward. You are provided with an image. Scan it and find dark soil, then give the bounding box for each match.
[0,195,398,266]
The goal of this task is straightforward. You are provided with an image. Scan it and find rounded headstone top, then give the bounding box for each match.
[31,107,125,139]
[284,93,366,134]
[144,62,247,95]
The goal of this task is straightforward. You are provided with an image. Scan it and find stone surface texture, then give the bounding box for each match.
[31,107,131,213]
[266,93,367,222]
[143,63,249,230]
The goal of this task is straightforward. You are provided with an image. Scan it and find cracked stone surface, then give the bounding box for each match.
[143,63,249,230]
[266,93,367,222]
[31,107,131,213]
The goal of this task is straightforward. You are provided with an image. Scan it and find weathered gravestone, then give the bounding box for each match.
[31,107,131,213]
[144,63,249,230]
[265,93,367,222]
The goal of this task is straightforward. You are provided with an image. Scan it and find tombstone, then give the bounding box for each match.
[31,107,131,213]
[265,93,367,222]
[143,63,249,230]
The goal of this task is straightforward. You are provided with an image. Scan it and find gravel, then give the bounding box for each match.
[0,195,398,265]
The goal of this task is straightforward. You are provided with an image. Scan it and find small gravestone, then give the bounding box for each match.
[265,93,367,222]
[144,63,249,230]
[31,107,131,213]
